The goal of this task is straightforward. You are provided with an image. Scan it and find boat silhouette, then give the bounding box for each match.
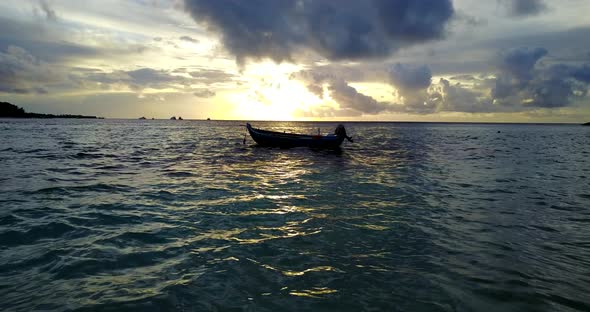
[246,123,352,149]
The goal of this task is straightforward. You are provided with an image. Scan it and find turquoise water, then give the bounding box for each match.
[1,119,589,311]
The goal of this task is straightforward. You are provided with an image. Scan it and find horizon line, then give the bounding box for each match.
[2,117,585,125]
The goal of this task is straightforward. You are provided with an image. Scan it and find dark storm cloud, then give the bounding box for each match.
[572,65,590,83]
[491,47,547,103]
[496,47,547,81]
[491,47,590,108]
[549,64,590,84]
[522,78,582,108]
[182,0,454,64]
[500,0,548,17]
[388,63,432,91]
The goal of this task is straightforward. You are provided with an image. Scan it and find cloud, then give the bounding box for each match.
[126,68,186,89]
[38,0,58,21]
[453,12,487,28]
[491,47,547,104]
[523,78,583,108]
[387,63,439,113]
[496,47,547,81]
[188,68,235,82]
[179,36,199,43]
[73,66,236,92]
[555,64,590,84]
[491,47,590,108]
[389,63,432,92]
[439,45,590,111]
[500,0,548,17]
[0,17,101,62]
[292,69,393,116]
[328,79,390,115]
[306,84,324,98]
[294,63,438,115]
[0,15,156,64]
[193,89,215,98]
[436,78,492,113]
[77,67,191,91]
[182,0,454,64]
[292,45,590,116]
[0,45,53,94]
[0,38,237,96]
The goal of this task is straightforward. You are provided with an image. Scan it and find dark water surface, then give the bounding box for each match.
[1,119,589,311]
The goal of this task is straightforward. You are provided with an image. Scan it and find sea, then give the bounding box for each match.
[0,119,589,311]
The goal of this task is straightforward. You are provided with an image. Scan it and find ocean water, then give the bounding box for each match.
[1,119,589,311]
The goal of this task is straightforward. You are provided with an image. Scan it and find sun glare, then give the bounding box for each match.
[231,62,323,121]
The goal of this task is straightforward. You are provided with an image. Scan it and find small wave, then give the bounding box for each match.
[165,171,194,178]
[96,164,127,170]
[96,230,174,248]
[530,224,559,233]
[19,148,47,154]
[60,141,77,149]
[2,120,589,311]
[29,183,133,195]
[69,152,105,159]
[0,214,20,226]
[0,222,77,247]
[67,212,141,226]
[53,248,181,279]
[0,248,64,274]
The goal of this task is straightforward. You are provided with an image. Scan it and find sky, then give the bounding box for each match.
[1,0,590,122]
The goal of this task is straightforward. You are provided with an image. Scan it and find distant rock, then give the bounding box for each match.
[207,117,211,121]
[178,116,183,120]
[170,116,177,120]
[139,116,147,120]
[0,101,99,119]
[583,122,590,126]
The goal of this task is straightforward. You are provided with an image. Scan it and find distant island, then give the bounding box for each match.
[1,101,101,119]
[583,122,590,126]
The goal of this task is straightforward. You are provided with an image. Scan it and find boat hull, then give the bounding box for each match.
[246,123,345,149]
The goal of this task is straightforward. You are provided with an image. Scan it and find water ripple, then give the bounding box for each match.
[0,120,589,311]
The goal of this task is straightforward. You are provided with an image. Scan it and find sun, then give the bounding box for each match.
[230,62,323,121]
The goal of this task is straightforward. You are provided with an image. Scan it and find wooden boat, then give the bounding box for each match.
[246,123,352,149]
